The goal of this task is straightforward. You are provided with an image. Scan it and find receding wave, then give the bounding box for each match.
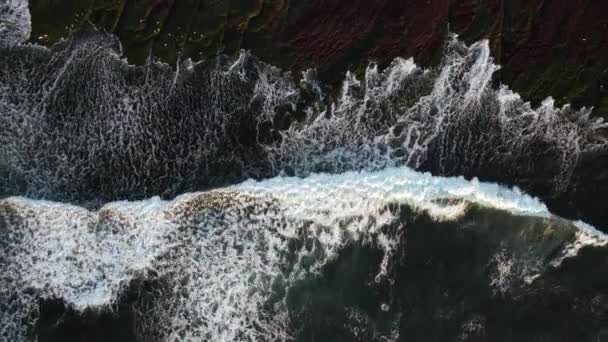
[0,4,606,225]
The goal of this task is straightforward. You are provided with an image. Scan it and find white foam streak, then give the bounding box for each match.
[236,166,549,222]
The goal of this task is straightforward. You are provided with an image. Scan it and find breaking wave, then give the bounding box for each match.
[2,166,607,341]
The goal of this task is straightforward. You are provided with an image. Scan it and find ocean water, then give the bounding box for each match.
[2,166,607,341]
[1,1,608,341]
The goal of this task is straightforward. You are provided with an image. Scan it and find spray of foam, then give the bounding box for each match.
[2,166,605,341]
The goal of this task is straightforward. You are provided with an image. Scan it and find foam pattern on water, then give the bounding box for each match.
[1,190,298,341]
[0,0,30,46]
[0,3,605,203]
[0,28,297,201]
[2,166,606,340]
[0,197,173,340]
[267,38,608,189]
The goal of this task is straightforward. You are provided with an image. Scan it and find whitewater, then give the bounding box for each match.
[2,166,606,341]
[2,0,608,341]
[1,3,606,206]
